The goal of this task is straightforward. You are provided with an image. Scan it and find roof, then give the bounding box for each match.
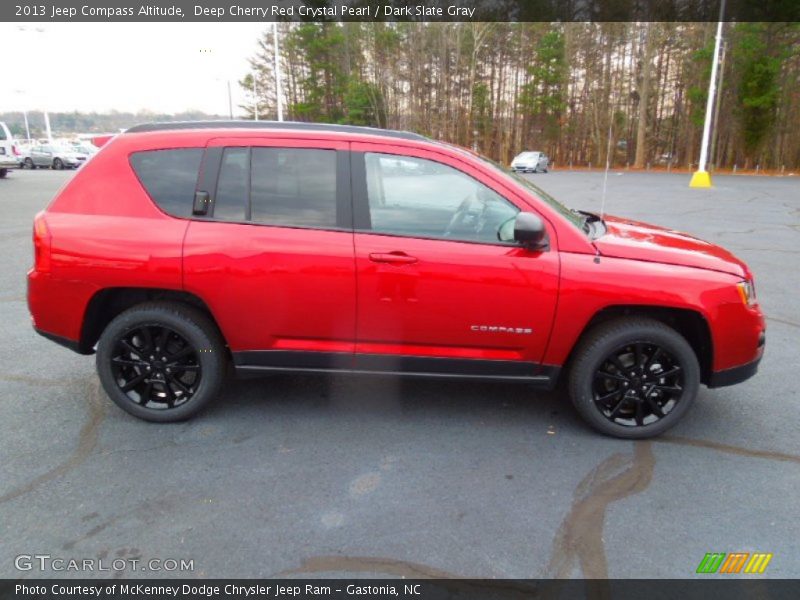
[124,120,428,142]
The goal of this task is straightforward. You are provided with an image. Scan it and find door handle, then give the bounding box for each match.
[369,252,418,265]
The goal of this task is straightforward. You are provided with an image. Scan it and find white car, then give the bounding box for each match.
[0,122,19,178]
[511,151,549,174]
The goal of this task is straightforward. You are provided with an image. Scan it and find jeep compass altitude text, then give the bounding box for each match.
[27,122,765,438]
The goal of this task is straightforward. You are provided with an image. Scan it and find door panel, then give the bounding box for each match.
[183,138,356,359]
[350,145,560,370]
[354,233,559,365]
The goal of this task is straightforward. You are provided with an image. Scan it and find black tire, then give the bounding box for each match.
[52,158,63,170]
[0,169,7,179]
[24,158,35,170]
[568,317,700,439]
[96,302,226,422]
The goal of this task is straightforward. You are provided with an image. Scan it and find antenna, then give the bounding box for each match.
[599,116,613,221]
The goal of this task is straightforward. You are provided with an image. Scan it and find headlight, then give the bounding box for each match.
[737,279,756,306]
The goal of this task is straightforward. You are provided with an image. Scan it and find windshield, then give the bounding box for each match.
[464,150,585,230]
[518,152,539,159]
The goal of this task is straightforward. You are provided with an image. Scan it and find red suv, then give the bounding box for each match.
[27,122,765,438]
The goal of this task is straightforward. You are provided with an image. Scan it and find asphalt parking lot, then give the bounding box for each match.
[1,167,798,579]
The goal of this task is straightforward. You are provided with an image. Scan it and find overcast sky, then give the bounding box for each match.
[0,23,268,115]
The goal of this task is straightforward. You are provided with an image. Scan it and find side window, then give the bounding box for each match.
[250,147,337,228]
[364,153,519,244]
[130,148,203,217]
[213,147,248,221]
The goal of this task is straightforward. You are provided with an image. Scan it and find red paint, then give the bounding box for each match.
[28,126,765,382]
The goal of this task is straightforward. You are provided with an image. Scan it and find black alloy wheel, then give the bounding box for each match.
[110,324,201,410]
[568,318,700,439]
[96,302,226,422]
[592,342,683,428]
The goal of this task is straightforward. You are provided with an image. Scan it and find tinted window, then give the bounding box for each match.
[249,148,337,228]
[130,149,203,217]
[213,147,248,221]
[364,153,519,244]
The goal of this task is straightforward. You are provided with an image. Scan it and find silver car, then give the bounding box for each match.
[25,144,88,170]
[511,151,549,173]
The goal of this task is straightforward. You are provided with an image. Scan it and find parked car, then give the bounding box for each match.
[27,121,764,438]
[511,151,549,173]
[0,122,20,178]
[24,144,88,170]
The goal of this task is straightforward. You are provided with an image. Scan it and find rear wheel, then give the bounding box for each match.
[24,158,35,169]
[96,302,226,422]
[0,169,7,179]
[568,318,699,439]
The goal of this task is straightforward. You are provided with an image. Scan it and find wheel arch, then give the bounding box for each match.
[565,305,713,384]
[79,287,227,354]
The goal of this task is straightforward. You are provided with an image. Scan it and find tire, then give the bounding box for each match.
[24,158,35,170]
[567,317,700,439]
[96,302,226,422]
[0,169,6,179]
[52,158,63,170]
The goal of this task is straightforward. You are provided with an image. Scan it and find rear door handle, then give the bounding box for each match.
[369,252,418,265]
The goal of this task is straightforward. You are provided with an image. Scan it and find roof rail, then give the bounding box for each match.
[124,120,428,141]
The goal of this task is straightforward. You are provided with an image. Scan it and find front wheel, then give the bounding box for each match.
[96,302,226,422]
[568,318,700,439]
[52,158,63,170]
[24,158,35,169]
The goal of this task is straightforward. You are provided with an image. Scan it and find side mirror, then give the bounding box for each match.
[514,212,548,249]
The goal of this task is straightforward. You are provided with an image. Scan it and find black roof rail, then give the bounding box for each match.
[124,120,428,142]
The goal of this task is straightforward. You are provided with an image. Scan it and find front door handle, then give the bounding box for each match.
[369,252,418,265]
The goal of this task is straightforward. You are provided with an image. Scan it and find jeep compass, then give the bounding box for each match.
[27,121,765,438]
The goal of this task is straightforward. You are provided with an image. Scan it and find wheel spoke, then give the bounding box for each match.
[608,397,628,418]
[120,372,147,392]
[655,366,682,380]
[645,347,663,370]
[633,343,644,368]
[655,384,682,394]
[167,345,194,362]
[609,355,628,373]
[140,381,153,405]
[171,364,199,373]
[167,373,192,396]
[120,339,143,358]
[112,356,144,367]
[155,327,170,352]
[645,396,665,418]
[163,383,177,407]
[596,370,628,383]
[596,389,622,404]
[139,327,154,353]
[634,401,645,426]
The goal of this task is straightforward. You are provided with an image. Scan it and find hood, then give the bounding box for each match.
[593,215,748,278]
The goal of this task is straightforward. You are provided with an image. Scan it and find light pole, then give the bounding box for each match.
[273,22,283,121]
[690,0,726,188]
[13,90,31,142]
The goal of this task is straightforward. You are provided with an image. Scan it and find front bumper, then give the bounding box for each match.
[708,355,762,387]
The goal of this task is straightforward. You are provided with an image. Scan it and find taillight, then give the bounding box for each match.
[33,212,52,273]
[12,145,20,156]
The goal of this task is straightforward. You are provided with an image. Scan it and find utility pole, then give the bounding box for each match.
[273,22,284,121]
[690,0,726,188]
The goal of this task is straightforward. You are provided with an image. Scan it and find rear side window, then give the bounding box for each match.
[130,149,203,217]
[212,147,337,229]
